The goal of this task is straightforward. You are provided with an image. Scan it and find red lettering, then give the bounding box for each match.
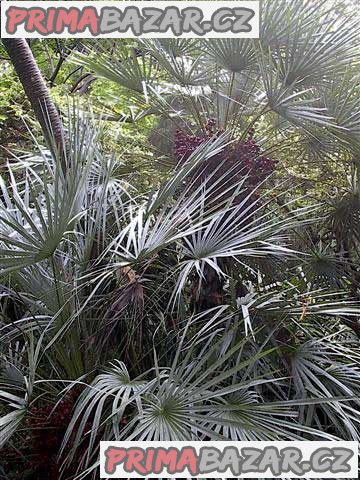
[145,448,155,472]
[154,448,178,474]
[104,447,126,475]
[27,8,47,34]
[6,7,27,34]
[176,447,198,476]
[46,8,56,33]
[125,448,146,475]
[55,8,79,34]
[77,7,99,35]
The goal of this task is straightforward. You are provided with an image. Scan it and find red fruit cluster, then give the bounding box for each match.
[174,120,277,189]
[25,392,98,479]
[174,129,204,159]
[27,395,76,479]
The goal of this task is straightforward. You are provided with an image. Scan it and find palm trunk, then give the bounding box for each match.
[2,39,65,159]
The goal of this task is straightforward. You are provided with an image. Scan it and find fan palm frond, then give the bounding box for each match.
[291,338,360,440]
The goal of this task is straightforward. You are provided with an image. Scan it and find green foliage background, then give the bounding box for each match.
[0,1,360,479]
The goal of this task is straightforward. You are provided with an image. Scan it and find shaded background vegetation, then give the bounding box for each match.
[0,0,360,479]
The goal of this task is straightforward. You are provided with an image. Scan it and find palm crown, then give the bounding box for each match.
[1,1,360,478]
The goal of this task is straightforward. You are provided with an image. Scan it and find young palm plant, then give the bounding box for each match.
[0,107,359,479]
[1,1,360,478]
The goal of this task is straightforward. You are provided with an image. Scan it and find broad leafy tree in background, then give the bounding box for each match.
[2,39,65,157]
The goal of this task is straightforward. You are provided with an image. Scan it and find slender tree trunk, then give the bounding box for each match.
[2,39,65,158]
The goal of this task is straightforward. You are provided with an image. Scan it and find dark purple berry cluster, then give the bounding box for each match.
[23,392,92,479]
[174,129,204,159]
[28,396,75,477]
[174,120,277,190]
